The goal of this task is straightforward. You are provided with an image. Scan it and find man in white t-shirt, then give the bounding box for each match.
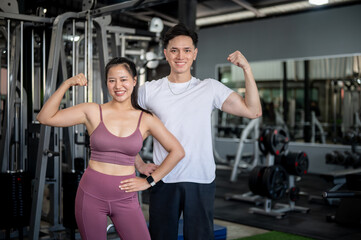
[134,23,261,240]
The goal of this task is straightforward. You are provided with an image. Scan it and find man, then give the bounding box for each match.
[124,23,262,240]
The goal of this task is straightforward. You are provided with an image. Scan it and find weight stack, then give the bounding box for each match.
[0,171,31,229]
[62,171,83,229]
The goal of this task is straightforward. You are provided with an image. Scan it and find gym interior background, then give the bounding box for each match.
[1,0,361,239]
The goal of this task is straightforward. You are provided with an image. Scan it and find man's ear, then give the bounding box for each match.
[164,49,168,61]
[194,48,198,61]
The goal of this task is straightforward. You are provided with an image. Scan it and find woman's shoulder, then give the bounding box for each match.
[74,102,99,112]
[79,102,101,119]
[83,102,101,112]
[77,102,99,107]
[141,111,159,124]
[141,110,154,119]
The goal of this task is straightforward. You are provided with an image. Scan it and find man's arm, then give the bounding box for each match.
[221,51,262,119]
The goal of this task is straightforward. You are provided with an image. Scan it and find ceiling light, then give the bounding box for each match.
[145,52,159,69]
[149,17,164,33]
[309,0,329,5]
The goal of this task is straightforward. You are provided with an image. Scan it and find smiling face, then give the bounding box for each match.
[164,35,198,76]
[106,64,136,103]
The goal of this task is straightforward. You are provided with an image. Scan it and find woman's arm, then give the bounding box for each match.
[143,115,185,183]
[37,73,89,127]
[134,153,158,176]
[119,114,185,192]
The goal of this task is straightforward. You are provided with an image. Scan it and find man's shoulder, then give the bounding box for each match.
[196,77,216,83]
[197,78,222,87]
[144,77,166,87]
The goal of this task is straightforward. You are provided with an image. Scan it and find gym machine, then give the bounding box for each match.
[0,2,53,238]
[323,173,361,227]
[355,112,361,129]
[228,118,260,182]
[1,0,165,239]
[221,117,263,204]
[212,110,260,174]
[311,111,326,144]
[311,131,361,206]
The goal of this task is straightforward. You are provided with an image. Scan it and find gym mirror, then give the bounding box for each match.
[216,54,361,145]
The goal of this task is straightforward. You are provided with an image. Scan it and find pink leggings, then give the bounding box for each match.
[75,167,151,240]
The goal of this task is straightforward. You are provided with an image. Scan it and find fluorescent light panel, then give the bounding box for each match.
[309,0,329,5]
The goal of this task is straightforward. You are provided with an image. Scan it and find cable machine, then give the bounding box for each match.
[1,0,164,239]
[0,1,53,238]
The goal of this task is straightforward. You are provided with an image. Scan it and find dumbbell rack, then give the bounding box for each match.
[249,154,310,219]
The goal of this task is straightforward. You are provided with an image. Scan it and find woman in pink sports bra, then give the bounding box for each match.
[37,57,185,240]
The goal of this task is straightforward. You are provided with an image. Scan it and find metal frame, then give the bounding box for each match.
[29,12,78,240]
[311,111,326,144]
[230,118,260,182]
[0,12,53,23]
[0,20,21,172]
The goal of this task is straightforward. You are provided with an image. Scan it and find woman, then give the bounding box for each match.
[37,57,185,240]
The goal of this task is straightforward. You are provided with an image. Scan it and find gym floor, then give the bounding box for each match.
[2,168,360,240]
[212,167,361,240]
[139,165,361,240]
[140,203,269,240]
[36,185,268,240]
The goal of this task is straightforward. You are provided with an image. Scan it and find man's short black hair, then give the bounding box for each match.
[162,23,198,49]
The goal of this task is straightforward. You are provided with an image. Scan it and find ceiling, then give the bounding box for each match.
[8,0,361,30]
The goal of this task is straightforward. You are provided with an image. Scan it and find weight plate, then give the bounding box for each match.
[266,127,289,156]
[258,128,271,155]
[262,165,289,200]
[248,166,267,196]
[282,151,309,176]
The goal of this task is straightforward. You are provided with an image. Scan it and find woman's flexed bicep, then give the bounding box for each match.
[37,74,91,127]
[38,103,91,127]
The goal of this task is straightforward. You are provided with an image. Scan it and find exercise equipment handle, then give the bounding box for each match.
[323,191,361,199]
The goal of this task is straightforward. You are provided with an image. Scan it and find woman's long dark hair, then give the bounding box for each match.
[105,57,152,115]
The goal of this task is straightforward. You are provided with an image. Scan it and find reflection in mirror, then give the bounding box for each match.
[216,55,361,144]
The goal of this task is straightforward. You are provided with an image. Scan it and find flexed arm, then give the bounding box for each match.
[222,51,262,119]
[37,73,88,127]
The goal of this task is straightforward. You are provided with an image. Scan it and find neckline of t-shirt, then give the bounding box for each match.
[166,76,194,86]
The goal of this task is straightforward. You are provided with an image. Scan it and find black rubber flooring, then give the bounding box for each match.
[214,168,361,240]
[141,168,361,240]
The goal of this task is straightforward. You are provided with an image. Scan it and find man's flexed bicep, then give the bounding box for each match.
[222,91,262,119]
[222,51,262,119]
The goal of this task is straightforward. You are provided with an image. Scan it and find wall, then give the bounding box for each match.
[196,4,361,79]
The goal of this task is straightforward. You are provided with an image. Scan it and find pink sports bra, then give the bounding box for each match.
[90,105,143,166]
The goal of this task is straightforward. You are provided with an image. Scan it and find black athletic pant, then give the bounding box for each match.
[148,180,216,240]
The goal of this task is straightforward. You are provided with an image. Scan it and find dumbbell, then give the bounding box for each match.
[325,151,346,165]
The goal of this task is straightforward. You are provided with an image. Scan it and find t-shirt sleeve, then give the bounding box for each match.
[138,83,148,110]
[210,79,234,109]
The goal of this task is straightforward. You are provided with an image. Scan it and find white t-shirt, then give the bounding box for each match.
[138,77,233,183]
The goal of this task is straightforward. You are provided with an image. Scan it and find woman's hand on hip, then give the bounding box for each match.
[119,177,150,192]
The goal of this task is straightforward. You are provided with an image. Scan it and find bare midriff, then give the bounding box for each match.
[88,159,135,176]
